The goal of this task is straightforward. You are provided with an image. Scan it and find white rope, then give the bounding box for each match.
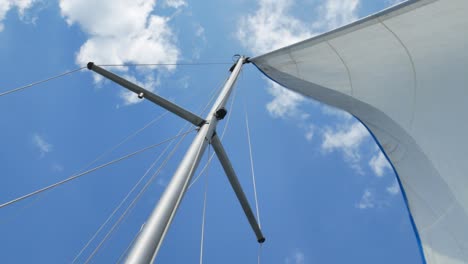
[0,67,86,97]
[245,107,262,227]
[257,244,263,264]
[199,146,211,264]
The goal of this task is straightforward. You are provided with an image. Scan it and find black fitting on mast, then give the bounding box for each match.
[215,107,228,120]
[87,62,94,70]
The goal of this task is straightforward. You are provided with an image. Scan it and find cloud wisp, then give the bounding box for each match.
[163,0,187,9]
[32,133,53,157]
[321,122,369,172]
[369,150,391,177]
[386,180,400,195]
[285,249,305,264]
[355,189,375,209]
[266,81,306,119]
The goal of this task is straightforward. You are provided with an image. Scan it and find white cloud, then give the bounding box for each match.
[322,122,369,163]
[163,0,187,9]
[51,163,64,172]
[157,177,168,187]
[191,23,206,60]
[313,0,360,31]
[355,189,375,209]
[0,0,37,31]
[369,151,391,177]
[177,75,190,89]
[285,249,305,264]
[266,81,306,119]
[237,0,312,55]
[194,23,206,42]
[386,180,400,195]
[32,133,52,157]
[59,0,180,104]
[304,125,314,141]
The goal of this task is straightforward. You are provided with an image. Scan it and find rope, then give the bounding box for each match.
[245,105,262,227]
[0,67,86,97]
[258,244,263,264]
[199,146,211,264]
[71,124,181,263]
[96,62,231,67]
[0,129,195,209]
[83,124,192,264]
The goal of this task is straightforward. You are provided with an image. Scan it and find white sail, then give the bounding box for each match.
[252,0,468,263]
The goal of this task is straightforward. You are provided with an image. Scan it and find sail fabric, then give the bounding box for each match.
[252,0,468,263]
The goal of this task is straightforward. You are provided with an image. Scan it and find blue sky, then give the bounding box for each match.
[0,0,424,263]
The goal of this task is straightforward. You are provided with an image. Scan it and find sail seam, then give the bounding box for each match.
[379,19,418,131]
[326,41,354,97]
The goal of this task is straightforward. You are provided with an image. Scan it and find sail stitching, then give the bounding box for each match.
[379,19,418,131]
[326,41,354,97]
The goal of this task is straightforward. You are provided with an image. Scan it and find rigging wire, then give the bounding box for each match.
[96,62,232,67]
[82,111,169,170]
[83,125,193,264]
[0,66,86,97]
[0,111,168,225]
[245,106,262,227]
[71,124,183,263]
[258,243,263,264]
[244,93,265,264]
[199,146,212,264]
[0,129,195,210]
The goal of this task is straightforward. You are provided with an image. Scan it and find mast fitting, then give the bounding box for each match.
[215,107,228,120]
